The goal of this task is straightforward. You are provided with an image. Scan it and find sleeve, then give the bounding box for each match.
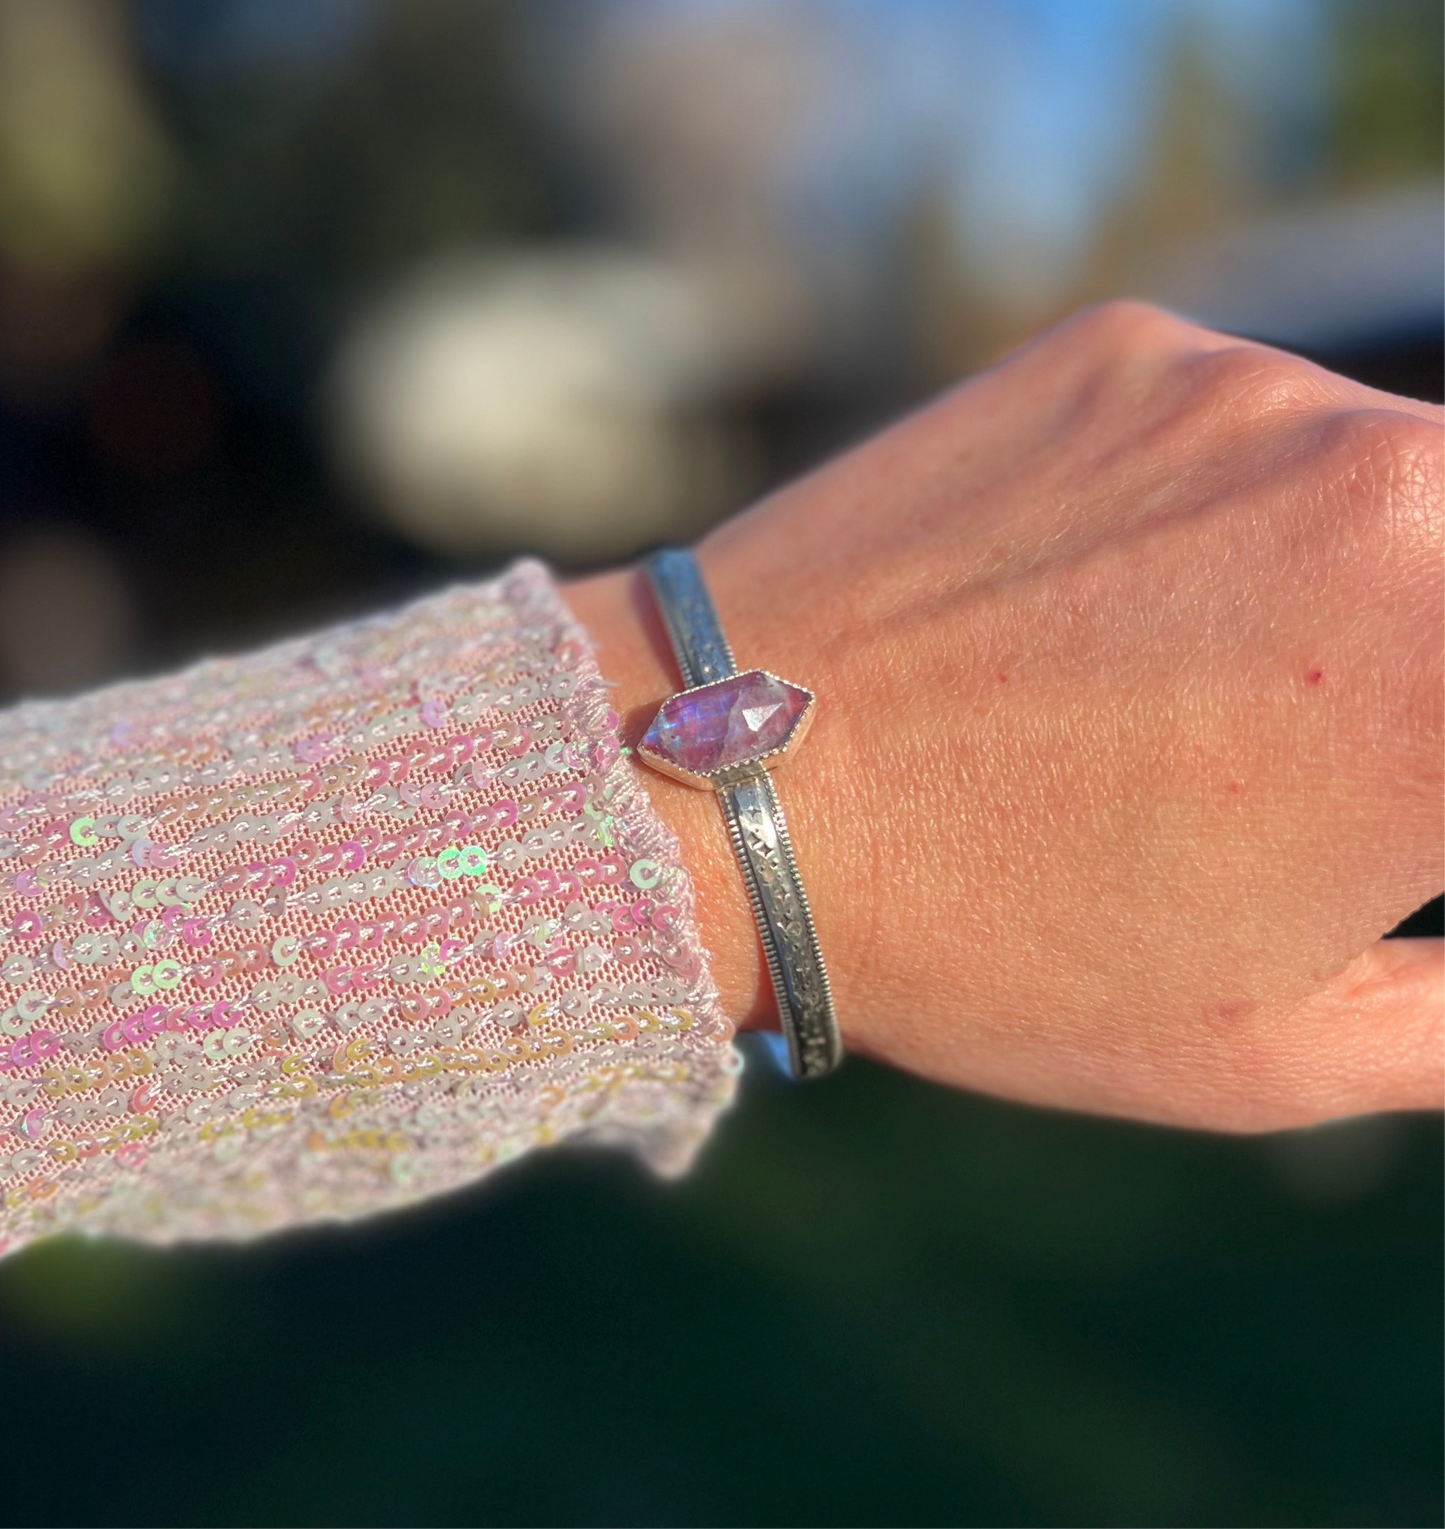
[0,560,739,1257]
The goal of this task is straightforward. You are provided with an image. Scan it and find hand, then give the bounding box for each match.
[568,301,1443,1130]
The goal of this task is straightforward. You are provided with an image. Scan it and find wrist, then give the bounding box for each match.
[563,562,860,1037]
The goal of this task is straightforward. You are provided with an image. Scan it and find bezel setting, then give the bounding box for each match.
[635,668,815,790]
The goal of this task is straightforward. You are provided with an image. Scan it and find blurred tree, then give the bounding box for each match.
[899,171,978,380]
[0,0,174,278]
[0,0,176,399]
[1324,0,1443,186]
[1072,23,1250,310]
[147,0,562,405]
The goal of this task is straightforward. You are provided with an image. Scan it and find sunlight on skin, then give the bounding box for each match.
[568,302,1444,1133]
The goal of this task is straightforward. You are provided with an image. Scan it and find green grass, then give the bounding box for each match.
[1,1047,1439,1527]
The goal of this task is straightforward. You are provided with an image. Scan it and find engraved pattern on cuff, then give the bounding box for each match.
[720,774,841,1079]
[647,550,736,688]
[644,551,842,1081]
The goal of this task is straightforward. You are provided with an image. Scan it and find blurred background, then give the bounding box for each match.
[0,0,1439,1524]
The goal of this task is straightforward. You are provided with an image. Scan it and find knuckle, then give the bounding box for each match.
[1066,298,1189,354]
[1047,307,1322,433]
[1172,343,1321,419]
[1323,403,1436,477]
[1319,407,1443,561]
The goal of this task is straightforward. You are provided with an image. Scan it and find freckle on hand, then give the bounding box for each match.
[1216,998,1256,1022]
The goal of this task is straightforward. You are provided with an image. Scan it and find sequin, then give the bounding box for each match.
[272,935,301,968]
[407,856,442,890]
[0,562,735,1257]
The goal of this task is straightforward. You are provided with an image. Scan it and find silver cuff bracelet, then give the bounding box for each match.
[636,549,842,1081]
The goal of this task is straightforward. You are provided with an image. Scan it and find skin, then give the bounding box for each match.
[567,301,1443,1131]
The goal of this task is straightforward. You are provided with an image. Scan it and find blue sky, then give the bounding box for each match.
[608,0,1328,297]
[142,0,1333,300]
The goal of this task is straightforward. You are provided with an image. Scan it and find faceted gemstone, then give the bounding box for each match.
[640,669,811,781]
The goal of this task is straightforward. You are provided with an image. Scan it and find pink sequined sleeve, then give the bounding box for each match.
[0,561,738,1257]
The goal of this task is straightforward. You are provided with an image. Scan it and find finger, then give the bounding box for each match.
[1260,937,1443,1124]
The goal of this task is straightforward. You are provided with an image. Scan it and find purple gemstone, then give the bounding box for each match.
[640,670,811,780]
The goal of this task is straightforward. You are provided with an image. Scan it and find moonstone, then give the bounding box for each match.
[640,669,811,781]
